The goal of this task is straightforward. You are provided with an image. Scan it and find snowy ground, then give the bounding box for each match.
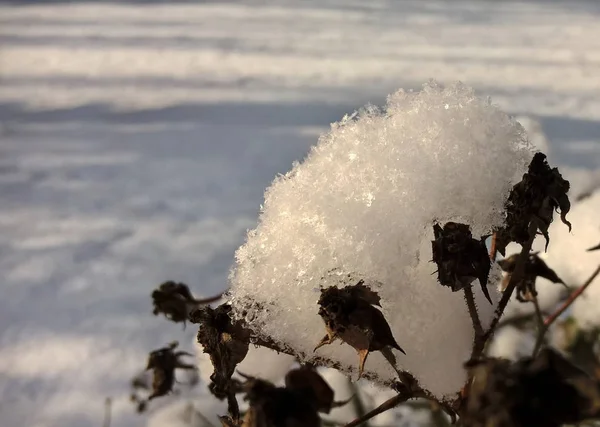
[0,1,599,426]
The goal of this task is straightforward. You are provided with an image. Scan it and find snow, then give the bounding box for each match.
[0,0,599,426]
[228,81,532,398]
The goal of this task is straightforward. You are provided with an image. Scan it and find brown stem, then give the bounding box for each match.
[489,232,498,261]
[544,264,600,328]
[531,293,545,356]
[476,222,538,358]
[343,393,412,427]
[463,286,483,352]
[102,398,112,427]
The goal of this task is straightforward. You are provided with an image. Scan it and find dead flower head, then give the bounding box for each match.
[193,304,250,402]
[284,366,351,414]
[431,221,492,304]
[151,281,223,327]
[144,341,196,402]
[464,348,600,427]
[496,152,571,255]
[314,282,405,379]
[236,372,322,427]
[498,252,567,302]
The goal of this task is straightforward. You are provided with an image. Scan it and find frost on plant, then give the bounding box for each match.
[227,81,534,398]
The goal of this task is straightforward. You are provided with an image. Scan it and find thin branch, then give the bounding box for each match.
[347,377,370,427]
[463,286,483,350]
[102,398,112,427]
[343,392,411,427]
[530,264,600,356]
[489,232,498,261]
[531,293,545,356]
[475,222,538,358]
[544,264,600,328]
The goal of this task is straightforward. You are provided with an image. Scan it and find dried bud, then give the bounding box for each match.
[314,282,405,379]
[284,366,351,414]
[151,281,223,327]
[496,152,571,255]
[431,222,492,303]
[238,373,321,427]
[498,252,566,302]
[193,304,250,407]
[464,348,600,427]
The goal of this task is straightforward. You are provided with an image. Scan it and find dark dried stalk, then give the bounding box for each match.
[476,222,538,358]
[531,293,545,356]
[463,286,483,350]
[102,398,112,427]
[343,393,412,427]
[489,232,498,261]
[533,263,600,356]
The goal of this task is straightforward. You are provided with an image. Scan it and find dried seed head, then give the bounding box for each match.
[498,252,566,302]
[496,152,571,255]
[151,281,223,327]
[431,222,492,303]
[464,348,600,427]
[315,282,405,379]
[284,366,351,414]
[238,373,321,427]
[193,304,250,402]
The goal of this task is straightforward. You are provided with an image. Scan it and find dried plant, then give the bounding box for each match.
[134,147,600,427]
[152,281,223,327]
[314,282,405,379]
[496,152,571,255]
[498,252,566,302]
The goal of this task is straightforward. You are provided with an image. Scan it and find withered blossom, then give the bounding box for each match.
[463,348,600,427]
[151,281,223,327]
[314,283,405,379]
[145,341,196,401]
[498,252,566,302]
[236,372,321,427]
[192,303,250,416]
[284,366,351,414]
[496,152,571,255]
[431,222,492,303]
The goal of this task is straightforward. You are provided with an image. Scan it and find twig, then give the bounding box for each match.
[544,264,600,328]
[102,398,112,427]
[464,286,483,350]
[531,293,545,356]
[343,392,412,427]
[489,232,498,261]
[476,222,538,358]
[532,264,600,355]
[347,377,370,427]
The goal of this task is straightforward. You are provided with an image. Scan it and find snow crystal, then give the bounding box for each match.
[228,81,534,398]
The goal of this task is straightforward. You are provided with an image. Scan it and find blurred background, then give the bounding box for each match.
[0,1,599,426]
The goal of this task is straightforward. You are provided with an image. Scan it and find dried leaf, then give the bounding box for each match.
[588,242,600,252]
[498,252,566,302]
[314,282,405,379]
[431,221,492,303]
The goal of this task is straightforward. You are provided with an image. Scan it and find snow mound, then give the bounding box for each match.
[228,81,534,398]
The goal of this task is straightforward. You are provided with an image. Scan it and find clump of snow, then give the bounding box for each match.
[228,81,534,398]
[514,115,549,154]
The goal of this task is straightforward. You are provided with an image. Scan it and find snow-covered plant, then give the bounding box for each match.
[133,81,600,427]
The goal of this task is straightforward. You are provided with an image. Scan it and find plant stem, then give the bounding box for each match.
[532,263,600,356]
[531,293,545,356]
[463,286,483,350]
[102,398,112,427]
[475,222,538,358]
[544,264,600,328]
[489,232,498,261]
[343,393,411,427]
